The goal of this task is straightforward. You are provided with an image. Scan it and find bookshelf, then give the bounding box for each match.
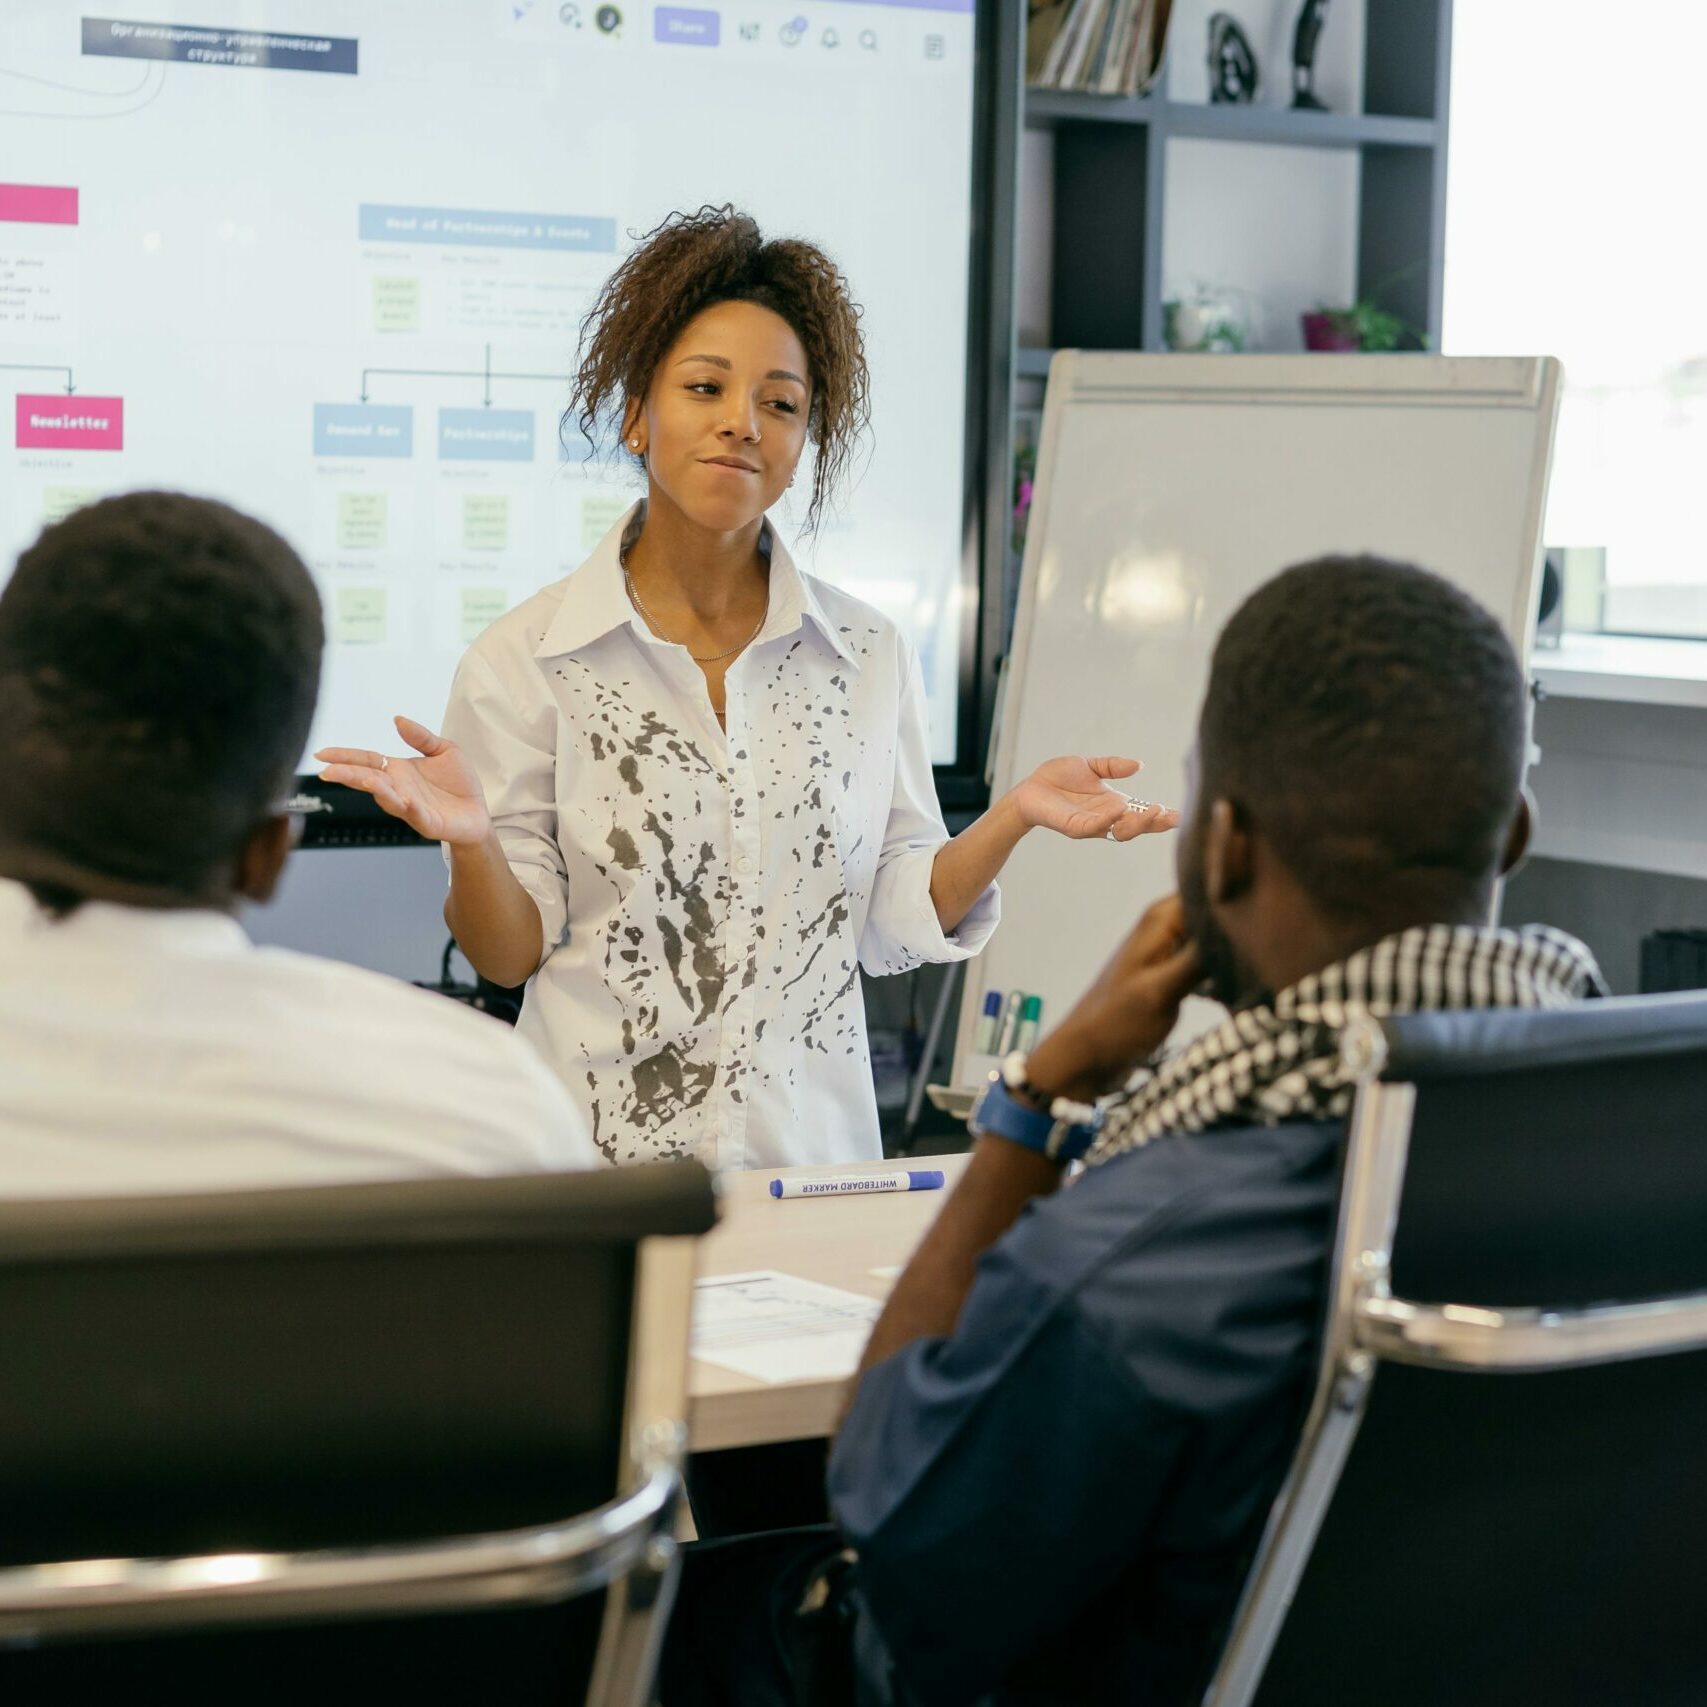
[1016,0,1454,364]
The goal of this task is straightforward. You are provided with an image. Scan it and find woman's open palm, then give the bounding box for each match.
[1014,754,1181,841]
[315,716,492,846]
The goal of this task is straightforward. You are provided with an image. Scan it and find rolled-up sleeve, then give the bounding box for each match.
[858,647,1000,977]
[440,647,568,960]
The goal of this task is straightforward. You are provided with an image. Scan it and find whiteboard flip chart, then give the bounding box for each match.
[953,353,1561,1090]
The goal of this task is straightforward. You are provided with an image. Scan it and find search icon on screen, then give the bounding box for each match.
[859,27,877,48]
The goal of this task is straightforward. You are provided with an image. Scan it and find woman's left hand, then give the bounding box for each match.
[1010,755,1181,842]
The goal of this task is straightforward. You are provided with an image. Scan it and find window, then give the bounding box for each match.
[1444,3,1707,641]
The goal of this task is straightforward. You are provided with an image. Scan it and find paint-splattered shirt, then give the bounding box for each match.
[442,504,1000,1169]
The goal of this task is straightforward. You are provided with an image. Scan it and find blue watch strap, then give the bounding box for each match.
[969,1073,1099,1163]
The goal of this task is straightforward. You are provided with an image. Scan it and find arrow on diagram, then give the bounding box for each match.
[0,363,75,394]
[357,355,570,406]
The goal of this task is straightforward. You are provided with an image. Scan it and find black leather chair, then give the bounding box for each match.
[1207,992,1707,1707]
[0,1164,716,1704]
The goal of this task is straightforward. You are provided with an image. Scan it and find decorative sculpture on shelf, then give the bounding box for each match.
[1207,13,1257,104]
[1291,0,1329,110]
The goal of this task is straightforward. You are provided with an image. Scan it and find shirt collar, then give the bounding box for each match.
[0,875,251,957]
[535,500,861,671]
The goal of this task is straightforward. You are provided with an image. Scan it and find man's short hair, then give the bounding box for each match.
[1199,554,1527,918]
[0,491,323,908]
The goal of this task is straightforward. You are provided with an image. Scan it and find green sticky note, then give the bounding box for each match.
[336,587,388,644]
[337,490,388,550]
[462,493,510,551]
[581,493,631,551]
[461,586,509,643]
[41,485,98,526]
[371,275,421,333]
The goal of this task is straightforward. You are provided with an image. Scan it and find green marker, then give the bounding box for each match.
[1014,994,1043,1052]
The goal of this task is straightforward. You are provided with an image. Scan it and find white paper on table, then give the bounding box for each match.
[692,1269,882,1385]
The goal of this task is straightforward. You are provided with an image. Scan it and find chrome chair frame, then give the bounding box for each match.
[0,1211,705,1707]
[1204,1010,1707,1707]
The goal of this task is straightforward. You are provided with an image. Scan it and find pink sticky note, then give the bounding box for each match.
[0,184,79,226]
[16,395,123,451]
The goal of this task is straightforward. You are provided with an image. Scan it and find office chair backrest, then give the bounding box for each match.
[1210,993,1707,1707]
[0,1165,716,1565]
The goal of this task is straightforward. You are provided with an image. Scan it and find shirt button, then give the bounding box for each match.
[736,856,754,875]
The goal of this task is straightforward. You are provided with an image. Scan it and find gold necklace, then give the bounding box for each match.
[622,566,768,664]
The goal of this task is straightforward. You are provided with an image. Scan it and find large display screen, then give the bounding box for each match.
[2,0,983,765]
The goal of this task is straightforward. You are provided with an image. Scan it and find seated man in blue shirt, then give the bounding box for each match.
[662,554,1604,1707]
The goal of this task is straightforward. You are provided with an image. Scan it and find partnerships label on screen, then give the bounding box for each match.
[439,408,534,462]
[359,204,616,254]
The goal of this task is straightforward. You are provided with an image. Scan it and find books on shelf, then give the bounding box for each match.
[1026,0,1172,97]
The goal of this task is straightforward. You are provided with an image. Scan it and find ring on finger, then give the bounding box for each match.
[380,754,390,771]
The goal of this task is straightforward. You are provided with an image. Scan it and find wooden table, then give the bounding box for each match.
[686,1154,968,1452]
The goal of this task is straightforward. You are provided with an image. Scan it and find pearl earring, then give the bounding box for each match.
[630,436,640,449]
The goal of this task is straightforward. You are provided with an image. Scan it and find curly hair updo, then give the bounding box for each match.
[565,205,870,533]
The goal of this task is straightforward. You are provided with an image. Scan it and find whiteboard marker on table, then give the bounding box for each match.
[993,990,1025,1055]
[972,990,1003,1053]
[770,1170,946,1199]
[1014,994,1043,1052]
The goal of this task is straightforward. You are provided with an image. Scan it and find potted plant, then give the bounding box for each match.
[1301,288,1420,352]
[1012,436,1037,558]
[1164,284,1251,353]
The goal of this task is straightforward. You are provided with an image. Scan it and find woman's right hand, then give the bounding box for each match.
[315,715,493,846]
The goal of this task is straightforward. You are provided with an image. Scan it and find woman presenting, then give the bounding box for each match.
[319,207,1176,1167]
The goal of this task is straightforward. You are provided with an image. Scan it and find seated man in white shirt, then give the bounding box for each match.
[0,490,596,1195]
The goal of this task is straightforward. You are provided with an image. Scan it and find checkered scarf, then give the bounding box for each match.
[1085,923,1606,1166]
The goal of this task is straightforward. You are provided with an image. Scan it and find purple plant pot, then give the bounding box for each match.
[1301,311,1361,353]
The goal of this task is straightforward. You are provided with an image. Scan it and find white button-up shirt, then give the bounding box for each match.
[443,504,999,1171]
[0,879,596,1198]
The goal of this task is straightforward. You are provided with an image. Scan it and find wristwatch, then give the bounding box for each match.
[968,1052,1102,1164]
